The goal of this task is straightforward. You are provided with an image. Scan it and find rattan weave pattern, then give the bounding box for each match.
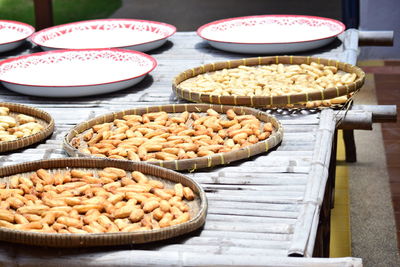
[173,56,365,107]
[64,104,283,171]
[0,102,54,153]
[0,158,207,247]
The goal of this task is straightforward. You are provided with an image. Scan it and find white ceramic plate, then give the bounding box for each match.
[30,19,176,52]
[0,48,157,97]
[197,15,345,54]
[0,20,35,53]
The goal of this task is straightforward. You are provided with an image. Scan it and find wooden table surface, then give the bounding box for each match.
[0,31,362,266]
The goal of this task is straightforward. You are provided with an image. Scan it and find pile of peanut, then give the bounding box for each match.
[0,167,195,233]
[73,108,274,161]
[0,107,44,142]
[178,63,357,98]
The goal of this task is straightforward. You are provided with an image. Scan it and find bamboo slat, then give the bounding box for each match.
[0,249,362,267]
[0,31,365,265]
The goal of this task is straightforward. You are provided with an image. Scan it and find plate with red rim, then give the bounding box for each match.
[30,19,176,52]
[197,15,346,54]
[0,48,157,97]
[0,20,35,53]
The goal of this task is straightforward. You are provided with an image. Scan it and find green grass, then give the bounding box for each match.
[0,0,121,27]
[0,0,35,25]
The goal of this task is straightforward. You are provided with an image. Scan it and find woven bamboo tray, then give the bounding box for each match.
[0,102,54,153]
[0,158,207,247]
[64,104,283,171]
[172,56,365,108]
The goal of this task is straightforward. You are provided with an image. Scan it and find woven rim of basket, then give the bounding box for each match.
[0,102,55,153]
[0,157,207,247]
[63,104,283,171]
[172,56,366,108]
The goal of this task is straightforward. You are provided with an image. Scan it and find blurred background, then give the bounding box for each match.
[0,0,397,58]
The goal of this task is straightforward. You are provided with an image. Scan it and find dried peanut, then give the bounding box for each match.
[57,216,83,228]
[83,225,103,233]
[183,187,195,201]
[159,213,173,228]
[0,209,14,222]
[14,214,29,224]
[74,204,103,214]
[170,212,190,226]
[114,204,136,219]
[131,171,148,183]
[36,169,54,185]
[121,223,141,232]
[129,208,144,223]
[68,227,88,234]
[143,200,159,213]
[152,208,164,221]
[83,209,101,224]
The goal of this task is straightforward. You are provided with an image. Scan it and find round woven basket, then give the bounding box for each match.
[64,104,283,171]
[172,56,365,108]
[0,102,54,153]
[0,158,207,247]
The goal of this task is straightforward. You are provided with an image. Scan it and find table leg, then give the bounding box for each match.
[33,0,54,30]
[314,133,337,257]
[330,130,338,209]
[313,187,332,257]
[343,130,357,162]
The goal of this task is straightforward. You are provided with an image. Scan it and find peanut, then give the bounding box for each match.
[131,171,148,183]
[14,214,29,224]
[121,223,141,232]
[170,212,190,226]
[183,187,195,201]
[143,200,159,213]
[83,225,103,233]
[23,214,42,222]
[0,209,14,222]
[0,219,16,229]
[74,204,103,214]
[152,208,164,221]
[57,216,83,228]
[68,227,88,234]
[114,205,136,219]
[129,208,145,223]
[8,197,24,209]
[17,205,48,215]
[159,200,171,212]
[159,213,173,228]
[0,166,196,234]
[83,210,101,225]
[174,184,184,198]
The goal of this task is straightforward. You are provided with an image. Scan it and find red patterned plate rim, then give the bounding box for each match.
[0,20,35,46]
[197,14,346,45]
[30,18,177,49]
[0,48,157,88]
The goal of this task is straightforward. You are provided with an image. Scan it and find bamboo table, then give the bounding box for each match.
[0,30,366,266]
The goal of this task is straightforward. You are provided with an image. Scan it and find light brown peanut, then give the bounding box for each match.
[159,213,173,228]
[0,209,14,222]
[159,200,171,212]
[183,187,195,201]
[170,212,190,226]
[0,167,196,234]
[57,216,83,228]
[129,208,145,223]
[143,200,160,213]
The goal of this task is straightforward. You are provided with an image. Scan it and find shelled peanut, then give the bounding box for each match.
[268,94,350,109]
[73,108,274,161]
[179,63,357,100]
[0,167,195,233]
[0,107,44,142]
